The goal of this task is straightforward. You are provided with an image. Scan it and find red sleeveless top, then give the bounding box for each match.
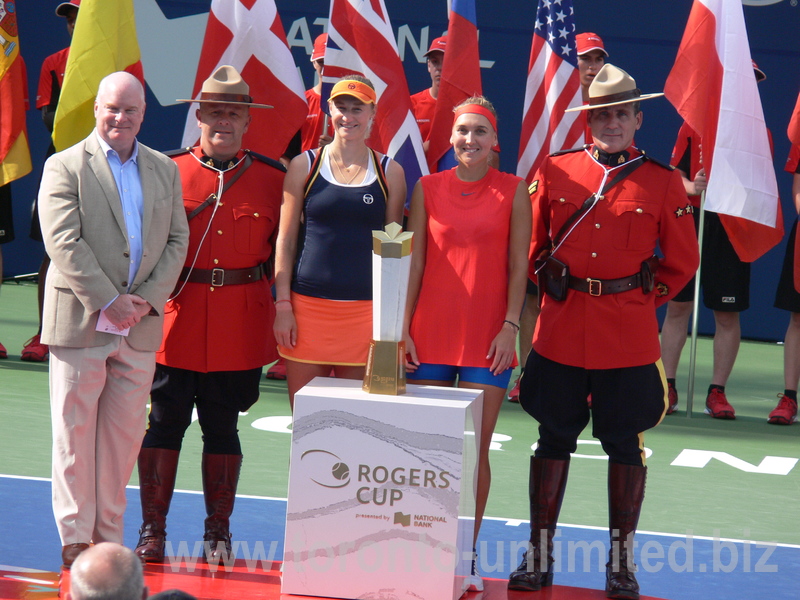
[410,168,522,368]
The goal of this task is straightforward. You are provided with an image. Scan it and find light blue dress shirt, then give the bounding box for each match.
[96,132,144,292]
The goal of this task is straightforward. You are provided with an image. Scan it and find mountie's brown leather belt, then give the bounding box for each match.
[179,263,267,287]
[568,257,659,297]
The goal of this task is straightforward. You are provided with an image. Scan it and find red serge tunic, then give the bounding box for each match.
[530,147,699,370]
[410,168,523,368]
[156,148,284,372]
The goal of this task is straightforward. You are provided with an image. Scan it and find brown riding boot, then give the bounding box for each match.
[508,457,570,591]
[135,448,180,563]
[202,453,242,564]
[606,462,647,600]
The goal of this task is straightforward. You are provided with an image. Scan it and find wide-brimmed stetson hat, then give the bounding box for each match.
[177,65,272,109]
[566,64,663,112]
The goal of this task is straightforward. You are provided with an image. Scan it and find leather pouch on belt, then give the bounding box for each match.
[640,255,658,294]
[535,253,570,302]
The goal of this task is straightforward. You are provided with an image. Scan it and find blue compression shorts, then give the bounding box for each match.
[406,363,513,389]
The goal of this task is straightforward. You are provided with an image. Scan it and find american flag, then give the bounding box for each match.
[517,0,583,184]
[323,0,427,206]
[181,0,307,160]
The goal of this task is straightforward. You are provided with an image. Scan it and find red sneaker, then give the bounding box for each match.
[21,334,49,362]
[768,394,797,425]
[666,382,678,415]
[0,341,7,359]
[705,388,735,419]
[266,357,287,380]
[507,375,521,403]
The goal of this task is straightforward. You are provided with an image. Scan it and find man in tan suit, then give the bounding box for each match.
[38,71,189,569]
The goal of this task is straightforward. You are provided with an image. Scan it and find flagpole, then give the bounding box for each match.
[686,190,706,418]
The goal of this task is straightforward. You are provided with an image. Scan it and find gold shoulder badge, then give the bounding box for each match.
[528,180,539,195]
[656,282,669,297]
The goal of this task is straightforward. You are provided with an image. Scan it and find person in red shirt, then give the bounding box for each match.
[770,139,800,425]
[26,0,144,363]
[509,65,698,599]
[660,62,768,420]
[410,35,446,154]
[299,33,334,153]
[21,0,80,363]
[267,33,335,382]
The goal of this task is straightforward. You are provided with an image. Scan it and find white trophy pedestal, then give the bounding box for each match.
[282,377,483,600]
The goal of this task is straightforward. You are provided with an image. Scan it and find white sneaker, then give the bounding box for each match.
[467,551,484,592]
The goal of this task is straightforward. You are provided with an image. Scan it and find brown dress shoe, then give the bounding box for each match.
[62,543,90,569]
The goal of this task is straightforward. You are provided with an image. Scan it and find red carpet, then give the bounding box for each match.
[0,561,669,600]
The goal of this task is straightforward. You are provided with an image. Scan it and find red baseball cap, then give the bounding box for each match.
[752,59,766,82]
[576,32,608,57]
[55,0,80,17]
[424,36,447,57]
[311,33,328,62]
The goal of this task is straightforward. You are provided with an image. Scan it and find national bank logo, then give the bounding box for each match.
[300,449,351,488]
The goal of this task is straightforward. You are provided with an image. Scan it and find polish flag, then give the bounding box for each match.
[323,0,428,206]
[664,0,782,263]
[181,0,307,160]
[426,0,482,172]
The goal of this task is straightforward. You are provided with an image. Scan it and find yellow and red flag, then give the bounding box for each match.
[0,0,32,185]
[53,0,144,152]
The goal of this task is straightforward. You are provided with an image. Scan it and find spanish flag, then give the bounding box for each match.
[53,0,144,152]
[0,2,32,185]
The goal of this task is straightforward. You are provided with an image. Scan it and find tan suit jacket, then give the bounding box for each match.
[39,130,189,351]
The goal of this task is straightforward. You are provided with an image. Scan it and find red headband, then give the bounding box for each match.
[453,104,497,132]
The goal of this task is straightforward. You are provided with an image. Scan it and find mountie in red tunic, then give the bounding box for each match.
[530,146,699,370]
[157,148,285,373]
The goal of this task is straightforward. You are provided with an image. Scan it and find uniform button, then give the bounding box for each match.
[214,259,219,265]
[122,281,128,287]
[636,208,643,214]
[210,287,215,292]
[217,230,223,235]
[591,253,597,258]
[559,197,565,203]
[219,202,224,206]
[253,212,259,218]
[595,223,601,229]
[123,252,130,258]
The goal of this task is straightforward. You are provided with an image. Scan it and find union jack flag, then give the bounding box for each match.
[517,0,583,184]
[323,0,428,205]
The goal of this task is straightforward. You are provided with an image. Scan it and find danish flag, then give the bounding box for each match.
[181,0,307,160]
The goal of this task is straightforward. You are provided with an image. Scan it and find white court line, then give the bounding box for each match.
[4,473,799,550]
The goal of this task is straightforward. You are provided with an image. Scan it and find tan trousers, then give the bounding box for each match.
[50,337,155,545]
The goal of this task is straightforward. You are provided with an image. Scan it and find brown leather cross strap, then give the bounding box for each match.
[188,153,253,221]
[568,256,659,296]
[178,263,268,287]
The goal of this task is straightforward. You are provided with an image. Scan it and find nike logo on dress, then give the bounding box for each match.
[462,192,475,196]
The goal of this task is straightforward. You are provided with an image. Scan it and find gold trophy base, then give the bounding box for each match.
[363,340,407,395]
